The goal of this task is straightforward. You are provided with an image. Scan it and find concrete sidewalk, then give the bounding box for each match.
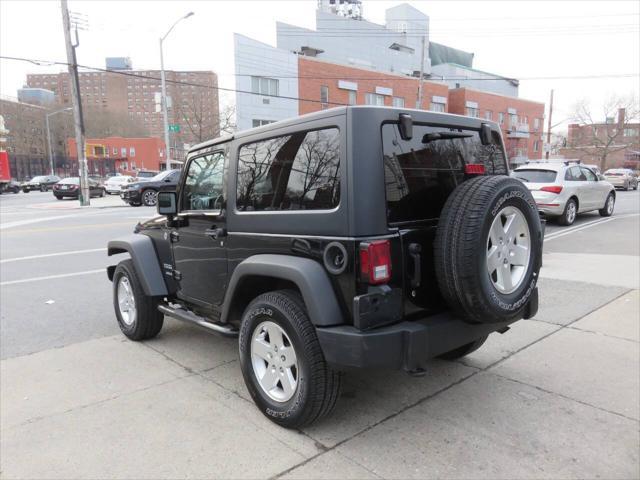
[1,283,638,479]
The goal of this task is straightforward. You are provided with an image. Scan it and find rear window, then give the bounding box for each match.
[382,123,507,224]
[513,169,558,183]
[604,170,624,176]
[236,128,340,211]
[60,177,79,185]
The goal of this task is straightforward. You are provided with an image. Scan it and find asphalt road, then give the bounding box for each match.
[0,189,638,359]
[1,187,639,479]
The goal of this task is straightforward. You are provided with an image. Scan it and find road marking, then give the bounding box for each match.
[0,214,81,230]
[544,213,639,241]
[0,269,104,286]
[1,221,134,234]
[0,248,107,264]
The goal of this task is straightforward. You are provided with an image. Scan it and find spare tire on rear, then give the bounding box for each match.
[434,175,542,324]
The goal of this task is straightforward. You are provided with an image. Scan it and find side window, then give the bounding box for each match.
[181,152,226,211]
[565,167,578,181]
[236,128,340,211]
[581,167,596,182]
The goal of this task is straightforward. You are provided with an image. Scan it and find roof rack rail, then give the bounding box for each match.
[563,159,582,166]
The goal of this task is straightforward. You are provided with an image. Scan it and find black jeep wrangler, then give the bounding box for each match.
[107,106,542,428]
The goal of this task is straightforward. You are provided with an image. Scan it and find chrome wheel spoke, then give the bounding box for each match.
[486,246,500,274]
[501,263,514,291]
[279,346,297,368]
[489,220,504,245]
[252,338,272,362]
[260,367,279,391]
[280,369,296,397]
[511,244,529,266]
[266,324,284,350]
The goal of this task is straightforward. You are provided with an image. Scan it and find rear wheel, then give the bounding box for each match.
[599,193,615,217]
[40,185,47,192]
[439,335,489,360]
[142,189,158,206]
[558,198,577,226]
[434,176,542,324]
[112,259,164,340]
[239,290,341,428]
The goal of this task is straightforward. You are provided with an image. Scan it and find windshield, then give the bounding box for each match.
[382,123,507,224]
[137,171,157,178]
[107,176,129,183]
[513,169,558,183]
[150,170,176,182]
[31,176,47,182]
[59,177,79,185]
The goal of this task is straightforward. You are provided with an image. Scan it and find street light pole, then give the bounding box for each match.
[159,11,194,170]
[46,107,72,176]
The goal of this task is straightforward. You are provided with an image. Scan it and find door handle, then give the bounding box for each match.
[204,227,227,239]
[408,243,422,289]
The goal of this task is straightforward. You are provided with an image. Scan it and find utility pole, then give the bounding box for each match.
[545,89,554,160]
[61,0,89,205]
[415,35,426,109]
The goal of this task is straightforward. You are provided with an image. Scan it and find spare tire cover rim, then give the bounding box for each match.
[486,206,531,294]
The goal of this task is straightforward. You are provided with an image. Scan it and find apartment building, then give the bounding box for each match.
[561,108,640,170]
[0,96,48,180]
[67,136,166,177]
[26,59,219,149]
[448,88,545,166]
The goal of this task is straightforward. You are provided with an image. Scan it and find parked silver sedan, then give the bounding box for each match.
[603,168,639,191]
[512,162,616,226]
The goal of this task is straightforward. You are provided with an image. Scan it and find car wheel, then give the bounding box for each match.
[599,193,615,217]
[239,290,342,428]
[142,189,158,207]
[112,259,164,341]
[129,201,142,207]
[558,198,578,226]
[40,185,46,192]
[434,176,542,324]
[439,335,489,360]
[22,188,29,193]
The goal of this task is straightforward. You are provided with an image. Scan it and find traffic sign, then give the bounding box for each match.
[169,124,180,133]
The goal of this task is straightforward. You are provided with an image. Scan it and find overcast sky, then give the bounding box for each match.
[1,0,638,132]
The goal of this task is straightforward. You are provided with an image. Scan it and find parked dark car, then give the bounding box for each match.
[0,179,21,194]
[22,175,61,192]
[107,107,543,428]
[120,169,180,206]
[53,177,105,199]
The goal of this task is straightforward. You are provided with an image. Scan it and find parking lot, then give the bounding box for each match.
[1,190,639,479]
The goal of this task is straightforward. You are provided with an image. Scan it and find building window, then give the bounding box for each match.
[392,97,405,108]
[251,76,278,96]
[534,118,540,130]
[466,107,479,118]
[252,119,274,128]
[430,102,446,112]
[365,93,385,106]
[129,147,136,157]
[484,111,493,121]
[348,90,357,105]
[624,128,638,137]
[509,114,518,128]
[121,147,127,157]
[499,112,505,125]
[131,162,137,170]
[237,128,341,211]
[121,162,128,170]
[320,85,329,108]
[113,147,118,155]
[533,140,539,152]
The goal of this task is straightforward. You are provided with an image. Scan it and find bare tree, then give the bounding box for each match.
[568,94,639,170]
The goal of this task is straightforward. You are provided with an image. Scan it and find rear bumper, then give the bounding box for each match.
[316,287,538,371]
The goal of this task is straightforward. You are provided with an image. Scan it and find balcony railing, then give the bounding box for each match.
[507,123,530,139]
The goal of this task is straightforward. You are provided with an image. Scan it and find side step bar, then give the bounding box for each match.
[158,303,238,337]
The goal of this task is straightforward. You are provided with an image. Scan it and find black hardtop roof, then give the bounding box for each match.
[189,106,499,153]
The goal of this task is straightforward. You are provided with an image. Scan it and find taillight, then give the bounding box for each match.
[359,240,391,284]
[540,185,563,194]
[465,164,485,175]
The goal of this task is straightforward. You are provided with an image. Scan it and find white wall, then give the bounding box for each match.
[234,34,299,132]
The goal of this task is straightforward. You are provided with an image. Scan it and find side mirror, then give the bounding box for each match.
[157,191,177,216]
[398,113,413,140]
[480,123,492,145]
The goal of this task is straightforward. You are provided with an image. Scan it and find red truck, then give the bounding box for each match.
[0,151,20,194]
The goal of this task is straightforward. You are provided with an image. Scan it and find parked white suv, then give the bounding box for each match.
[512,162,615,226]
[603,168,639,191]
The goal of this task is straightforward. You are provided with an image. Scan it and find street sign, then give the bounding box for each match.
[169,124,180,133]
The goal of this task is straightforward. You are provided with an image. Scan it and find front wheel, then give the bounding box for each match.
[599,193,615,217]
[40,185,47,192]
[558,198,577,226]
[112,259,164,340]
[142,189,158,206]
[239,290,341,428]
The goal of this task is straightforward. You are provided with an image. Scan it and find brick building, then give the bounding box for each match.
[67,137,166,177]
[560,108,640,171]
[448,88,545,166]
[297,57,449,115]
[26,61,219,149]
[0,97,48,180]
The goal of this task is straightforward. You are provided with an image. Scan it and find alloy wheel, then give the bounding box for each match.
[486,206,531,294]
[117,276,137,326]
[250,321,299,402]
[142,190,158,206]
